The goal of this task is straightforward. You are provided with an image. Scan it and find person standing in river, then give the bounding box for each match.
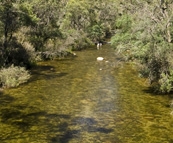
[97,42,102,50]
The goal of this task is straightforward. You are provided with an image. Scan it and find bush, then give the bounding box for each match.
[159,71,173,93]
[0,65,31,88]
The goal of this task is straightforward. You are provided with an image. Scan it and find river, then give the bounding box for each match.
[0,44,173,143]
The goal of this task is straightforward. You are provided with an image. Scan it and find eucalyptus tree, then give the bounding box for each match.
[0,0,52,66]
[14,0,67,60]
[59,0,92,50]
[87,0,118,42]
[0,0,27,66]
[60,0,119,50]
[26,0,65,52]
[111,0,173,93]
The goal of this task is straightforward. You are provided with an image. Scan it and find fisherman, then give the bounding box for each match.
[97,43,100,50]
[96,42,102,50]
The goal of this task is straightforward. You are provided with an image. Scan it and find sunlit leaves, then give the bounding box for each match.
[89,24,105,41]
[111,0,173,93]
[19,2,39,26]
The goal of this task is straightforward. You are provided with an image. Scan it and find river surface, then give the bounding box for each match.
[0,45,173,143]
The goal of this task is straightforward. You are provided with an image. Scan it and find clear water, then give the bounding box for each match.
[0,45,173,143]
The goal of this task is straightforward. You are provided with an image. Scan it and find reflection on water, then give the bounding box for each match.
[0,45,173,143]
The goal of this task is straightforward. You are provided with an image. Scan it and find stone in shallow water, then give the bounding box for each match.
[97,57,104,61]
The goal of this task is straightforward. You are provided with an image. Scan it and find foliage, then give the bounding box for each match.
[111,0,173,93]
[60,0,117,46]
[0,0,119,67]
[89,24,105,42]
[14,27,36,64]
[159,71,173,93]
[0,0,36,67]
[0,65,31,88]
[28,0,63,51]
[115,14,132,32]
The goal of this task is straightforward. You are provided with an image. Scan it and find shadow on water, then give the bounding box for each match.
[0,91,113,143]
[51,117,113,143]
[0,103,71,142]
[29,65,68,82]
[142,87,173,109]
[143,86,173,99]
[29,72,68,82]
[0,94,15,105]
[71,117,113,134]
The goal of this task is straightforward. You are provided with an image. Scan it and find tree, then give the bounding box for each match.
[0,1,20,65]
[111,0,173,93]
[27,0,63,52]
[60,0,119,48]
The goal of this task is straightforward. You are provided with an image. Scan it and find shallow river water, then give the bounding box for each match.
[0,45,173,143]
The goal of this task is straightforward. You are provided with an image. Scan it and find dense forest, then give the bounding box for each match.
[0,0,173,94]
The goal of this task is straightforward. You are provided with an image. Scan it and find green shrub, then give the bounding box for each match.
[0,65,31,88]
[159,71,173,93]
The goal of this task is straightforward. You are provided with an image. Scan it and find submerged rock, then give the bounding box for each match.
[97,57,104,61]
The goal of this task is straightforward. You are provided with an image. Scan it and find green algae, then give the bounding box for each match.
[0,45,173,143]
